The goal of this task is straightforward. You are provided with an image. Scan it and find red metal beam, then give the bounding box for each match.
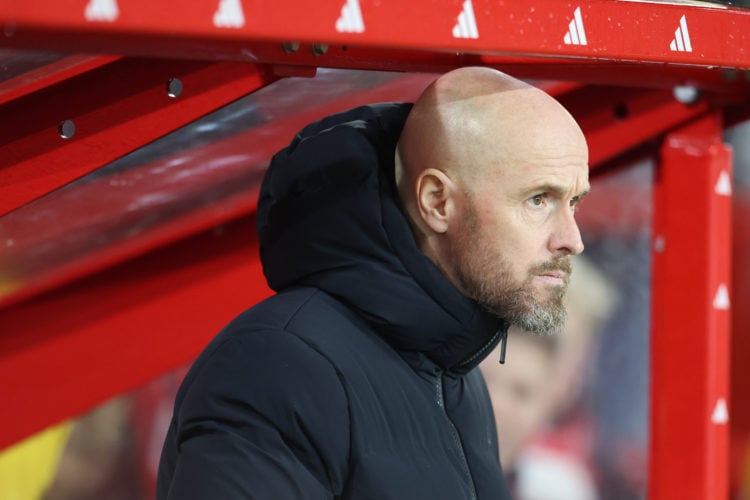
[3,0,750,70]
[0,216,272,451]
[0,59,280,216]
[650,112,732,500]
[0,54,120,106]
[555,85,711,168]
[212,44,750,93]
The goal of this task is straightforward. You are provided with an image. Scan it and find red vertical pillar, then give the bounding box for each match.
[650,112,732,500]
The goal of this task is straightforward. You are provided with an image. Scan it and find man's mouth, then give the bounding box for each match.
[536,271,568,286]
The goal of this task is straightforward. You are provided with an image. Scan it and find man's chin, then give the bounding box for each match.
[511,300,567,335]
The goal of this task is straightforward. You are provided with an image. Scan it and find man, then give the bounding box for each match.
[157,67,589,499]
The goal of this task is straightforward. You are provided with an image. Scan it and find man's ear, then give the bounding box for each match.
[415,168,457,234]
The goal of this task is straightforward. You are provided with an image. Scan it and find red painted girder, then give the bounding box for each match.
[233,44,750,94]
[6,43,750,94]
[3,0,750,69]
[0,54,120,106]
[0,216,272,452]
[650,113,732,500]
[0,59,280,216]
[556,85,712,167]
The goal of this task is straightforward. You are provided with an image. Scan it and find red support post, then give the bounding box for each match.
[650,112,732,500]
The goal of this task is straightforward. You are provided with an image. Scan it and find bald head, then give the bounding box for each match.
[397,67,531,190]
[393,67,590,334]
[395,67,587,240]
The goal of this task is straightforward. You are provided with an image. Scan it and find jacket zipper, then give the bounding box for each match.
[456,328,505,369]
[435,372,477,500]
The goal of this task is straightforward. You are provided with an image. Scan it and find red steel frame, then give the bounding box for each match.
[651,114,733,500]
[1,0,749,498]
[3,0,750,68]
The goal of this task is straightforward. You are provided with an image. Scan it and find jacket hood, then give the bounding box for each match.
[256,103,506,373]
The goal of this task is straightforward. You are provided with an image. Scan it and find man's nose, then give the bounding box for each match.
[549,208,585,256]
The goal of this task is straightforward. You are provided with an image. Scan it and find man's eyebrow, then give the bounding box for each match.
[528,184,590,199]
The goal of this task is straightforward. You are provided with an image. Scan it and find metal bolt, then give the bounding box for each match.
[58,120,76,140]
[613,102,629,120]
[282,41,300,54]
[311,43,328,56]
[167,78,183,98]
[654,235,666,253]
[723,68,738,82]
[673,85,699,105]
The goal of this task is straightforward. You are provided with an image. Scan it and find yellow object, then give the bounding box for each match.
[0,422,73,500]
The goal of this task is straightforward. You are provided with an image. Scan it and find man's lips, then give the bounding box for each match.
[536,271,568,286]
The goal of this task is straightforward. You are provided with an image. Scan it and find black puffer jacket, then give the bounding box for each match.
[157,103,512,499]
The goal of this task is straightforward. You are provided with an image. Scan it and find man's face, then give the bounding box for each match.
[449,150,589,335]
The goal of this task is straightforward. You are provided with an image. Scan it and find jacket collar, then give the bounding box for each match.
[257,103,506,373]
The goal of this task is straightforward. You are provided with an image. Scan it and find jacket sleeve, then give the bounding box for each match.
[161,330,351,499]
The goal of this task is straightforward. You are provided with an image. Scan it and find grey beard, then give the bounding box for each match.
[473,275,567,335]
[454,246,570,335]
[503,285,567,335]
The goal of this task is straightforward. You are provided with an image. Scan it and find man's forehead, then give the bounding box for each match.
[486,158,589,190]
[526,168,590,192]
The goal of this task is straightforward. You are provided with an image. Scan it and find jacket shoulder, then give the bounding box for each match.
[169,288,351,495]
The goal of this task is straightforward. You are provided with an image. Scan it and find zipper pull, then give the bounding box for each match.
[498,328,508,364]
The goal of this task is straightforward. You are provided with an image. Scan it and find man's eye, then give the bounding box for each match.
[530,194,544,206]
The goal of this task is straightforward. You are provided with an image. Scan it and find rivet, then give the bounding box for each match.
[167,78,183,98]
[311,43,328,56]
[282,41,300,54]
[613,102,629,120]
[58,120,76,140]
